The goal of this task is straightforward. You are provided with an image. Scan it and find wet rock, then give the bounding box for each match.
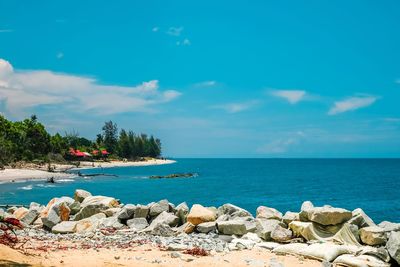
[282,211,299,225]
[74,189,92,203]
[127,217,149,231]
[149,200,169,217]
[134,204,150,218]
[187,204,216,225]
[118,204,136,220]
[175,202,189,224]
[386,231,400,265]
[197,221,217,233]
[217,220,247,235]
[217,203,252,218]
[52,221,77,234]
[271,224,293,242]
[255,219,285,241]
[256,206,282,220]
[360,226,387,246]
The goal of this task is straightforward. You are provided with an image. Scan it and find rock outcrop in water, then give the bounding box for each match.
[2,189,400,266]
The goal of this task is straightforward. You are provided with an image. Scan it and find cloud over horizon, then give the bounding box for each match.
[0,59,181,117]
[328,96,378,115]
[270,90,306,104]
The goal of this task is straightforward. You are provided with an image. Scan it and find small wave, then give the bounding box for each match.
[19,185,33,190]
[36,184,56,188]
[57,178,75,183]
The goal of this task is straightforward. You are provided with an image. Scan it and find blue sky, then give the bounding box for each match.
[0,0,399,157]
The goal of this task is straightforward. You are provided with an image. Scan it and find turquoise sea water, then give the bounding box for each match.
[0,159,399,223]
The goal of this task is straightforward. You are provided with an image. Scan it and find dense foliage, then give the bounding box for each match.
[0,115,162,165]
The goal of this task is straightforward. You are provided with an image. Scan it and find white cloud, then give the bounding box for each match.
[257,131,305,154]
[0,58,181,116]
[328,96,378,115]
[176,38,191,46]
[212,101,258,113]
[166,27,183,36]
[270,90,306,104]
[152,27,159,32]
[194,81,217,87]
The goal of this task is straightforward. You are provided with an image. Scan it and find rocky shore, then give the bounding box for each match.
[2,190,400,266]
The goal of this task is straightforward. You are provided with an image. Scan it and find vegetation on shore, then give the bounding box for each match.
[0,115,162,166]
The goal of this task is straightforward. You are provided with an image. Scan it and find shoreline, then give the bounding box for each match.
[0,159,176,184]
[0,189,399,267]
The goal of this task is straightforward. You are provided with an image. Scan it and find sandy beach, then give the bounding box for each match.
[0,159,176,183]
[0,243,320,267]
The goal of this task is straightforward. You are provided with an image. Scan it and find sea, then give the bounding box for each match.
[1,158,399,223]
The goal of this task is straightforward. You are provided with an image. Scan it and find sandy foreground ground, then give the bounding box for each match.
[0,159,176,183]
[0,244,320,267]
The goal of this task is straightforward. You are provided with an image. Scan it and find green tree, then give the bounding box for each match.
[102,121,118,153]
[118,129,130,158]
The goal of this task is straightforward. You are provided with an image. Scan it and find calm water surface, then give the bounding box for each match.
[1,159,399,223]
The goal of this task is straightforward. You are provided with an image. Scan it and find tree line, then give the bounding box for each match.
[0,115,162,165]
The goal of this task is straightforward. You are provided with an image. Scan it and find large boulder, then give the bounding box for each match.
[348,208,376,228]
[186,204,216,225]
[52,221,78,234]
[175,202,189,224]
[13,207,29,219]
[360,226,387,246]
[256,206,282,220]
[127,218,149,231]
[75,213,106,233]
[69,201,81,215]
[217,220,247,236]
[104,208,121,217]
[304,206,352,226]
[299,201,314,221]
[149,200,170,217]
[20,208,39,225]
[74,189,92,203]
[147,223,176,237]
[118,204,136,220]
[255,219,285,241]
[134,204,149,218]
[282,211,299,225]
[217,204,252,218]
[149,211,179,227]
[196,222,216,233]
[386,231,400,265]
[73,195,119,221]
[379,221,400,232]
[99,216,124,229]
[41,207,61,229]
[176,222,195,234]
[271,224,293,242]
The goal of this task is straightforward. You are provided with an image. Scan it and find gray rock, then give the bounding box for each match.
[118,204,136,220]
[167,243,187,251]
[20,208,39,225]
[150,211,179,227]
[282,211,299,225]
[255,219,285,241]
[217,203,252,218]
[134,204,150,218]
[379,221,400,232]
[218,235,234,243]
[52,221,77,234]
[149,200,169,217]
[104,207,121,217]
[175,202,189,224]
[74,189,92,203]
[360,226,387,246]
[256,206,283,220]
[348,208,376,228]
[100,216,124,229]
[69,201,81,215]
[197,221,216,233]
[299,201,314,221]
[271,225,293,242]
[242,232,262,243]
[41,207,61,229]
[231,238,256,250]
[217,220,247,235]
[170,252,181,258]
[148,223,176,237]
[29,202,41,210]
[127,217,149,231]
[304,206,352,226]
[7,206,18,214]
[73,195,119,221]
[387,231,400,265]
[217,214,230,222]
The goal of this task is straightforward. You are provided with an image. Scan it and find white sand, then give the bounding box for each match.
[0,159,176,183]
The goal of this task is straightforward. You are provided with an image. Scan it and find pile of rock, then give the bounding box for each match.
[2,189,400,266]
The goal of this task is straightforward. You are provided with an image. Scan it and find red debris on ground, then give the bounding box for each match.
[183,247,209,256]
